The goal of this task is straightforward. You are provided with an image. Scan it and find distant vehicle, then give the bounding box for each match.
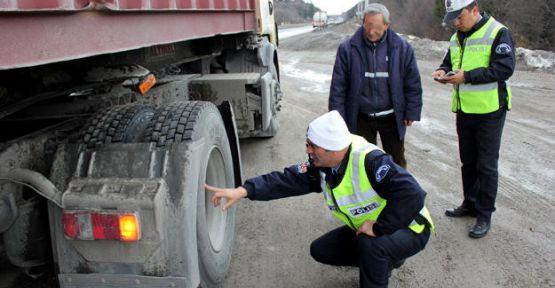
[327,15,344,25]
[313,11,328,29]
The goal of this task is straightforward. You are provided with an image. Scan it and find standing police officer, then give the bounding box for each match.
[205,111,434,288]
[432,0,515,238]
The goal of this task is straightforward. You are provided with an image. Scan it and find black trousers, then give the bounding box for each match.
[357,114,406,168]
[456,109,507,222]
[310,226,430,288]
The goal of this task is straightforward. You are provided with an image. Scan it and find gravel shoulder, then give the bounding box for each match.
[224,22,555,287]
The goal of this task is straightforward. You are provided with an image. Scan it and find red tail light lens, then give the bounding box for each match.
[62,211,140,242]
[62,213,78,238]
[91,213,120,240]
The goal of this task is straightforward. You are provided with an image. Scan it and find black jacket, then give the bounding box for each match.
[437,13,516,111]
[242,148,426,237]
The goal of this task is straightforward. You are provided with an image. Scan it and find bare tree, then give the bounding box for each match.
[363,0,553,50]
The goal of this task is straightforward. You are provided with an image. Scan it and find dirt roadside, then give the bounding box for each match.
[224,22,555,287]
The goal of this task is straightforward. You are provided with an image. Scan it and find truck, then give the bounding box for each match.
[0,0,281,287]
[312,11,328,29]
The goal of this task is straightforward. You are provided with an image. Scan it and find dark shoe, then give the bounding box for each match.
[387,259,405,278]
[445,205,476,218]
[469,220,490,238]
[390,259,405,270]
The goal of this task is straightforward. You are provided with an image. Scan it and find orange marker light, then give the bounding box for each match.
[119,214,140,242]
[138,74,156,95]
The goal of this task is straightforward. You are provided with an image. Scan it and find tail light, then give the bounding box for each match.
[62,211,140,242]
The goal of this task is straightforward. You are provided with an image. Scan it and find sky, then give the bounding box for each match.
[307,0,361,15]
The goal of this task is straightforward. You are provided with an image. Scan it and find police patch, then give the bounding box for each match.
[297,162,309,173]
[376,165,390,182]
[349,202,380,217]
[495,43,512,55]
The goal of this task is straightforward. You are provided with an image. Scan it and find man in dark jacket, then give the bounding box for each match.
[205,111,434,288]
[329,3,422,168]
[432,0,515,238]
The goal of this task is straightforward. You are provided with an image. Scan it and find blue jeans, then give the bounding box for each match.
[310,225,430,288]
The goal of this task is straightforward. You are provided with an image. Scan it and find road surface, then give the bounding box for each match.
[279,25,314,39]
[224,22,555,287]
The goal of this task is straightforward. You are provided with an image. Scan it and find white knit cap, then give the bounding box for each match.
[307,111,351,151]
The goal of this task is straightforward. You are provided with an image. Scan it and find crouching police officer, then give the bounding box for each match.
[205,111,435,288]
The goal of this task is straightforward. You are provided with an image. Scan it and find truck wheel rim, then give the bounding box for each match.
[204,146,227,252]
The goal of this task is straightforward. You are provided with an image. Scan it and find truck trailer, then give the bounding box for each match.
[0,0,281,287]
[312,11,328,29]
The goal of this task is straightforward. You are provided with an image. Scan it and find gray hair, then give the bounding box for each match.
[364,3,390,24]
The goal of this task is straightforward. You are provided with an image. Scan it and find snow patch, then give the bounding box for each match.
[402,34,450,54]
[279,26,315,39]
[300,85,329,94]
[417,117,451,133]
[281,61,332,84]
[402,33,555,72]
[281,59,331,95]
[516,47,555,70]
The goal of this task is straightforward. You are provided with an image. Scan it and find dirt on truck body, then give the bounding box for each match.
[0,1,281,287]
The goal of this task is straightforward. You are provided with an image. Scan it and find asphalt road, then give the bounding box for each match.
[279,25,314,39]
[224,25,555,287]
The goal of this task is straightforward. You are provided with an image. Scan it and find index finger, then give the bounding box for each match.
[204,184,222,194]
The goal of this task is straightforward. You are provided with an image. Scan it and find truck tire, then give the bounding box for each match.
[144,101,235,287]
[80,104,154,149]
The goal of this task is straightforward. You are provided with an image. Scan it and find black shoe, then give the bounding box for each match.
[445,205,476,218]
[469,220,490,238]
[387,259,405,278]
[390,259,405,270]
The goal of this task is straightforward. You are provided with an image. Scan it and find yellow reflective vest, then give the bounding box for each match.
[320,135,435,234]
[449,17,512,113]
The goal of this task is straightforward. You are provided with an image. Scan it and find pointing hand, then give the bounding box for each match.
[204,184,247,211]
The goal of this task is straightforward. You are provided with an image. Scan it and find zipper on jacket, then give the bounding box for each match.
[354,44,367,103]
[371,47,378,110]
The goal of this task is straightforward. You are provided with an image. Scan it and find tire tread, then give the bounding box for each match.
[144,101,210,147]
[80,104,154,149]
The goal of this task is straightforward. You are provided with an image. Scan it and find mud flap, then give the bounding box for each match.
[51,143,201,287]
[260,72,275,131]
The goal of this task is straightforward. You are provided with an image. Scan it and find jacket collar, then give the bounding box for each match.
[458,12,490,38]
[365,29,388,45]
[350,27,401,61]
[337,145,351,176]
[325,145,351,188]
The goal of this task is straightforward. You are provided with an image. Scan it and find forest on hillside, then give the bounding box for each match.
[275,0,555,51]
[374,0,554,51]
[274,0,320,24]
